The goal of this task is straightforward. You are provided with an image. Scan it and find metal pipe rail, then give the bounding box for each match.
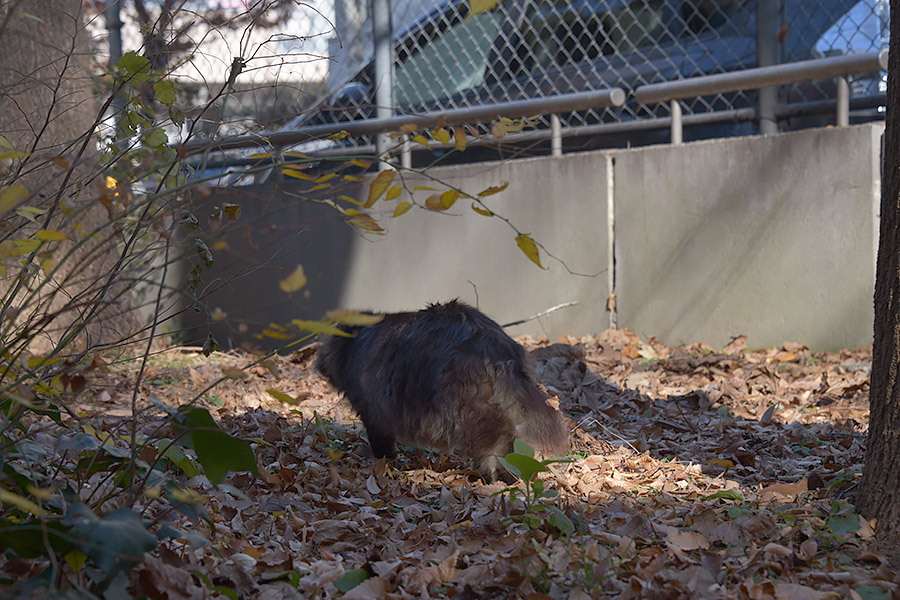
[181,88,627,157]
[633,50,888,144]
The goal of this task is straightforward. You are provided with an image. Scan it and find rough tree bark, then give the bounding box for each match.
[859,1,900,540]
[0,0,141,353]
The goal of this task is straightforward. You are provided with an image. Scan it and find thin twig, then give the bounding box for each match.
[502,301,578,328]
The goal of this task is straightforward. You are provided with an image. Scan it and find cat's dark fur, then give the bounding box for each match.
[315,300,569,481]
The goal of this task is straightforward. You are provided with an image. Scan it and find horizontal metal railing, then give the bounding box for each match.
[182,88,626,159]
[187,51,887,175]
[634,50,888,144]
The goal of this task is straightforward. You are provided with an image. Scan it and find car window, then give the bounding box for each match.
[395,10,503,106]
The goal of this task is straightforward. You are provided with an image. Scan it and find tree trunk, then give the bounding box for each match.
[858,1,900,540]
[0,0,141,354]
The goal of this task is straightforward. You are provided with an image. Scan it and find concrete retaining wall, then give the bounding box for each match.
[188,122,882,351]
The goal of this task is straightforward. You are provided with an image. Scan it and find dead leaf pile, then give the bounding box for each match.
[4,329,894,599]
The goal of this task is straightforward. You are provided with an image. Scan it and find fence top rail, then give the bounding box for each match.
[633,50,888,105]
[182,88,626,155]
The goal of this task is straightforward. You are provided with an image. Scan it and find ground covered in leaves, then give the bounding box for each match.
[10,329,893,599]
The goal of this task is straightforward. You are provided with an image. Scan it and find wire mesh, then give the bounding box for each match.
[297,0,888,153]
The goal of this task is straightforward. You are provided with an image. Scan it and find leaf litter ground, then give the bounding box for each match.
[11,329,894,599]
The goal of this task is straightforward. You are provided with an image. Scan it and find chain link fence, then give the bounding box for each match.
[294,0,888,154]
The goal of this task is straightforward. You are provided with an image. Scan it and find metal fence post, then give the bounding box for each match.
[372,0,393,166]
[550,114,562,156]
[836,75,850,126]
[670,100,683,145]
[757,0,779,135]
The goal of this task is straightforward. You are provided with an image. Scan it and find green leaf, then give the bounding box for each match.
[117,51,151,83]
[173,407,259,485]
[260,570,301,588]
[153,79,177,105]
[513,439,534,458]
[502,453,547,482]
[548,506,575,536]
[702,489,744,501]
[827,513,860,535]
[142,127,169,150]
[202,333,219,356]
[855,585,890,600]
[156,439,201,477]
[65,503,157,573]
[334,568,370,593]
[0,519,73,558]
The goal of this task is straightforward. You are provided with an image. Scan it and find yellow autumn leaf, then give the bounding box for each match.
[471,203,494,216]
[432,128,451,145]
[349,159,371,168]
[413,185,438,191]
[393,201,413,217]
[345,209,383,232]
[278,265,307,293]
[0,241,19,257]
[0,486,43,517]
[223,204,241,221]
[310,184,331,191]
[15,239,41,254]
[0,135,14,151]
[0,151,29,159]
[326,309,385,326]
[266,388,305,405]
[468,0,501,17]
[291,319,354,337]
[0,184,27,213]
[40,256,53,276]
[454,128,467,151]
[385,185,403,201]
[222,367,248,380]
[36,229,67,242]
[400,123,418,134]
[366,169,396,208]
[339,195,365,206]
[327,130,350,140]
[282,167,314,180]
[263,328,294,340]
[515,233,544,269]
[344,175,364,182]
[491,121,508,139]
[424,195,446,212]
[315,172,336,183]
[412,134,431,149]
[477,182,509,197]
[440,189,459,209]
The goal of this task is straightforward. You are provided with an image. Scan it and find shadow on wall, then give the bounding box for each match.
[180,180,363,351]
